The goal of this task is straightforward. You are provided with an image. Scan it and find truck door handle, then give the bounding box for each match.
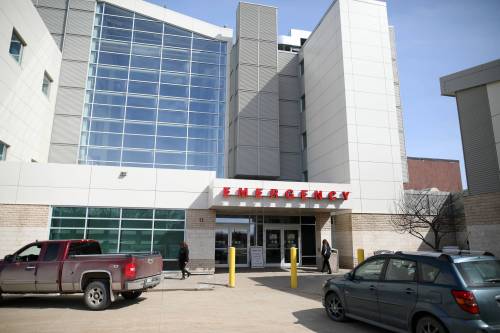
[369,285,376,291]
[405,288,416,295]
[26,266,36,270]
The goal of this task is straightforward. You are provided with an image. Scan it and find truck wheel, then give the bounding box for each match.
[121,291,143,300]
[84,280,111,311]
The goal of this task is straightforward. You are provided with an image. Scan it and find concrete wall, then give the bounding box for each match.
[0,204,50,258]
[185,209,216,273]
[315,213,332,269]
[487,81,500,184]
[463,192,500,257]
[0,0,62,163]
[228,2,280,179]
[302,0,404,214]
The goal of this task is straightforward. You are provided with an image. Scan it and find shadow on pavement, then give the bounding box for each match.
[0,294,145,311]
[293,308,389,333]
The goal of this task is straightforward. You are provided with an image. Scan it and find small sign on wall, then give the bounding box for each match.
[250,246,264,268]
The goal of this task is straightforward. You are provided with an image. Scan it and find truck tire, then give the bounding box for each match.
[121,290,143,300]
[84,280,111,311]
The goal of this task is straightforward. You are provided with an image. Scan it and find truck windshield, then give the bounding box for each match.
[68,242,101,256]
[456,260,500,287]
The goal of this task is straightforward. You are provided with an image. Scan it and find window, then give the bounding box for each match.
[42,243,61,261]
[68,242,102,256]
[300,95,306,112]
[301,132,307,151]
[456,260,500,287]
[385,259,417,281]
[0,141,8,161]
[16,244,42,262]
[9,29,25,63]
[354,258,385,281]
[420,263,440,283]
[299,60,304,76]
[42,72,52,96]
[302,170,308,182]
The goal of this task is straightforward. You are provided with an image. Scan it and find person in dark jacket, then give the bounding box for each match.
[178,241,191,280]
[321,239,332,274]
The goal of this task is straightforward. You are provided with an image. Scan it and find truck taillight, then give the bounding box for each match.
[124,261,136,280]
[452,290,479,314]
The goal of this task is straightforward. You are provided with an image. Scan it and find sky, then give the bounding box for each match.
[148,0,500,189]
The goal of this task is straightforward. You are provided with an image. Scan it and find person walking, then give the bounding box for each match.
[178,241,191,280]
[321,239,332,274]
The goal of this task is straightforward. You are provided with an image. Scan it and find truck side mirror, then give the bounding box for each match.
[4,254,14,263]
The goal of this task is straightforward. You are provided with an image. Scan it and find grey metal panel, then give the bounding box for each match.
[260,120,279,148]
[279,76,299,101]
[279,101,300,126]
[441,59,500,97]
[59,60,88,88]
[259,67,278,93]
[62,34,91,61]
[55,87,85,116]
[237,118,259,146]
[65,9,94,36]
[238,91,258,118]
[48,144,78,163]
[36,7,66,34]
[280,153,302,181]
[259,92,278,120]
[259,148,280,177]
[52,34,64,49]
[50,115,82,145]
[238,65,258,91]
[279,126,300,153]
[238,4,258,40]
[236,147,258,176]
[239,39,258,65]
[69,0,95,11]
[457,86,500,194]
[37,0,68,10]
[278,52,298,77]
[259,41,277,68]
[258,6,277,42]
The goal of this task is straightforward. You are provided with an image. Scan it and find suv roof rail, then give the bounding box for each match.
[441,249,495,256]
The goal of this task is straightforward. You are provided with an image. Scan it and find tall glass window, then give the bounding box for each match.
[49,206,185,270]
[79,3,227,177]
[9,29,25,63]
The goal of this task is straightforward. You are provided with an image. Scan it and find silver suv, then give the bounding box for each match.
[322,251,500,333]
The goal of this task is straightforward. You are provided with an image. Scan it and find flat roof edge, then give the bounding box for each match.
[440,58,500,97]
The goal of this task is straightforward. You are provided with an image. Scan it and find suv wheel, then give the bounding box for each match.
[84,280,111,311]
[416,316,447,333]
[121,290,143,300]
[325,292,346,322]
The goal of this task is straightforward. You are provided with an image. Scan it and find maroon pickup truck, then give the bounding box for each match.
[0,240,163,310]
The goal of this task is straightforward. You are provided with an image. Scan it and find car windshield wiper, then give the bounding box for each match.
[484,278,500,283]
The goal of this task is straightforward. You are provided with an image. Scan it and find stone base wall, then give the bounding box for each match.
[334,213,461,269]
[463,192,500,257]
[0,204,50,257]
[315,213,332,269]
[185,209,216,273]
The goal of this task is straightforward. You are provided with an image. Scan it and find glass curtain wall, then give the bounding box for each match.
[79,3,227,177]
[49,206,185,270]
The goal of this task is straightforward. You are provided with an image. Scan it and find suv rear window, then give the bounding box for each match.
[456,260,500,287]
[68,242,102,256]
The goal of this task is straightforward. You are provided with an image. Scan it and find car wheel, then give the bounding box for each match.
[121,290,143,300]
[84,280,111,311]
[325,292,347,322]
[416,316,448,333]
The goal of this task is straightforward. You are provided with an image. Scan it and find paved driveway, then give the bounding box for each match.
[0,269,388,333]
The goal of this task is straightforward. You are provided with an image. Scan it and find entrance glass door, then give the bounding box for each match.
[265,229,281,264]
[264,226,300,267]
[215,225,248,267]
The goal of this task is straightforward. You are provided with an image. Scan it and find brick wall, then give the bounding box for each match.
[185,209,216,273]
[315,213,332,269]
[0,204,50,257]
[404,157,462,192]
[463,192,500,257]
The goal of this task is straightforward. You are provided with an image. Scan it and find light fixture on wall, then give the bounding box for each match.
[118,171,127,179]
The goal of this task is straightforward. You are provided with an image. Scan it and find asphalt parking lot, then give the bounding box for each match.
[0,269,388,333]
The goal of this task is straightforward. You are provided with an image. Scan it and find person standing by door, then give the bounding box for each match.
[178,241,191,280]
[321,239,332,274]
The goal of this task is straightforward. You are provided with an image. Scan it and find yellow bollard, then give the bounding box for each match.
[290,247,298,289]
[228,246,235,288]
[357,248,365,264]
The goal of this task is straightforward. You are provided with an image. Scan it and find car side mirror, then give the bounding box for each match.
[344,272,353,280]
[4,254,14,263]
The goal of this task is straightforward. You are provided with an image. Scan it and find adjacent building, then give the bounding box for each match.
[404,157,462,192]
[441,59,500,257]
[0,0,465,271]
